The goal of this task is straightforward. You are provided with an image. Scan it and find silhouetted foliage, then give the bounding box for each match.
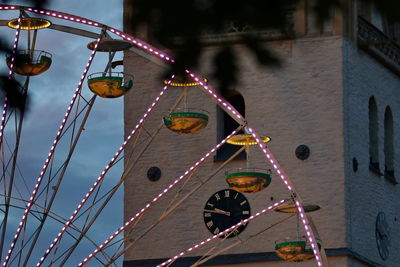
[0,0,47,112]
[129,0,294,93]
[127,0,400,94]
[1,0,400,108]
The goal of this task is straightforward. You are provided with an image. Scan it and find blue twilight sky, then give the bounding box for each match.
[0,0,128,265]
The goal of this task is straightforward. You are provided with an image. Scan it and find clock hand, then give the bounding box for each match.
[204,209,231,216]
[214,208,231,216]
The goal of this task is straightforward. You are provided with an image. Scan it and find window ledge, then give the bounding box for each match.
[369,162,383,176]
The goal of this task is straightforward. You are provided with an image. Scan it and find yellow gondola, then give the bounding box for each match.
[163,111,208,134]
[226,170,271,193]
[275,240,321,262]
[87,72,133,98]
[225,133,271,193]
[6,50,52,76]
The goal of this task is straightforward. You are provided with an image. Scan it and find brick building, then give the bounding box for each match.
[122,1,400,266]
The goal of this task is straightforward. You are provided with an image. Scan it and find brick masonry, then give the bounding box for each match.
[123,35,355,265]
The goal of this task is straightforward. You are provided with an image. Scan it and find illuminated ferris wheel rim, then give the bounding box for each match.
[0,5,174,64]
[0,4,324,267]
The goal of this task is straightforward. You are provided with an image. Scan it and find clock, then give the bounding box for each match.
[203,189,251,238]
[375,212,390,260]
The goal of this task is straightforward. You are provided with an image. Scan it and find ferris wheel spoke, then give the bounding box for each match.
[1,119,34,199]
[1,83,28,186]
[2,28,106,267]
[0,77,29,259]
[0,195,111,266]
[32,97,94,205]
[35,75,175,266]
[104,236,128,265]
[22,95,97,266]
[159,200,288,267]
[77,128,240,266]
[114,137,245,263]
[26,53,122,264]
[193,214,294,267]
[50,84,177,264]
[56,174,126,265]
[63,109,182,263]
[76,107,168,233]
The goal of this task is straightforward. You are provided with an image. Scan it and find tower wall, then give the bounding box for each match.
[123,35,346,265]
[344,39,400,266]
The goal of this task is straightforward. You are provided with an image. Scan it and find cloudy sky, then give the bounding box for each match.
[0,0,128,265]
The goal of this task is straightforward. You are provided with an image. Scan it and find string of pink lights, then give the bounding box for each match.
[0,5,244,130]
[0,5,175,65]
[158,199,287,267]
[35,77,175,266]
[0,15,21,147]
[77,128,240,266]
[1,35,103,267]
[186,70,323,266]
[246,127,323,266]
[0,5,324,267]
[185,70,245,125]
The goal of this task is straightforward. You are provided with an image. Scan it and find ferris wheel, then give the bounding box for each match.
[0,5,326,267]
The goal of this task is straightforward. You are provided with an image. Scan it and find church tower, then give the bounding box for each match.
[122,1,400,266]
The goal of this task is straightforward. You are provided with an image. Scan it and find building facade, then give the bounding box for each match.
[123,1,400,266]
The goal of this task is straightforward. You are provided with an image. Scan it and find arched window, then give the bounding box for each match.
[384,106,395,180]
[215,91,246,161]
[369,97,380,172]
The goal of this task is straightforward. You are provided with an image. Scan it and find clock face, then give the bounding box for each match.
[203,189,251,238]
[375,212,390,260]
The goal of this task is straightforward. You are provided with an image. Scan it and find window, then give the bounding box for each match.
[358,0,400,42]
[369,97,380,173]
[215,91,246,161]
[358,0,372,21]
[371,5,384,31]
[384,106,395,181]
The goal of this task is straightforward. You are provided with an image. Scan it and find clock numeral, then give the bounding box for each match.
[204,213,211,217]
[234,193,238,199]
[240,200,247,206]
[224,229,240,238]
[207,202,214,207]
[214,193,221,200]
[206,220,213,228]
[213,228,220,234]
[242,210,250,215]
[224,190,230,198]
